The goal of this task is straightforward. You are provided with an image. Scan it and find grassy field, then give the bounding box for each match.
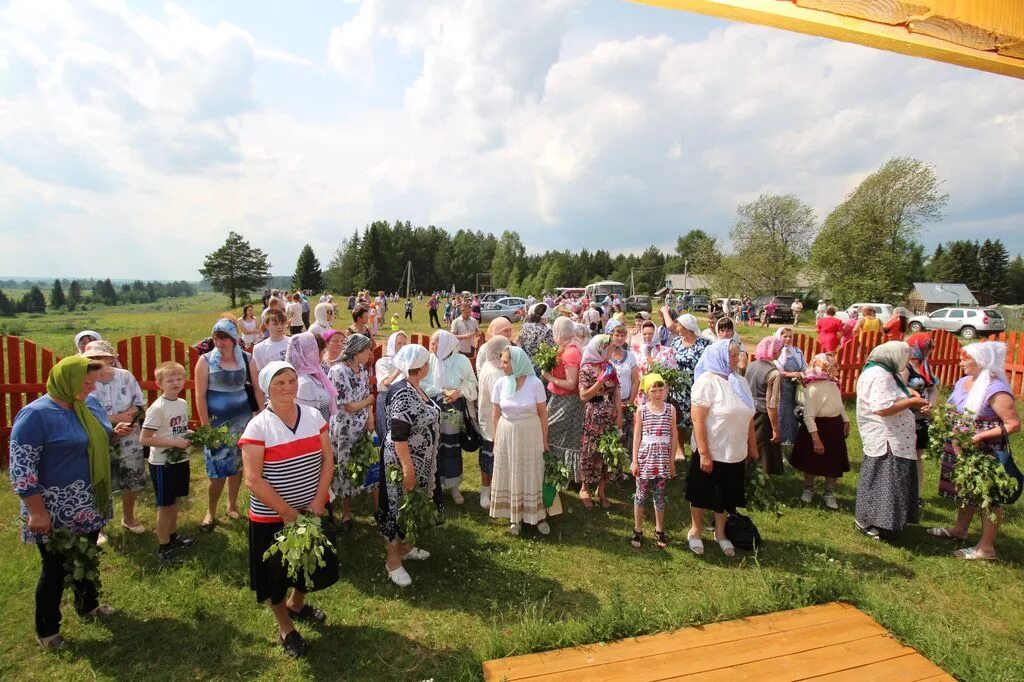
[1,294,1023,681]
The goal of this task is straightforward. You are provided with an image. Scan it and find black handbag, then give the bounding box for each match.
[998,426,1023,505]
[460,400,481,453]
[242,353,259,412]
[725,512,761,551]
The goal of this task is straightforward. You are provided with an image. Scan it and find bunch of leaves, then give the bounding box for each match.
[47,527,102,591]
[744,462,785,518]
[129,406,147,426]
[596,428,630,473]
[533,343,559,373]
[543,450,571,492]
[165,425,239,464]
[263,514,335,590]
[648,362,691,403]
[440,406,461,428]
[931,405,1017,520]
[341,432,379,485]
[385,465,441,546]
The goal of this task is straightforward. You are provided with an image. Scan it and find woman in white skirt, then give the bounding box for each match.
[490,346,551,536]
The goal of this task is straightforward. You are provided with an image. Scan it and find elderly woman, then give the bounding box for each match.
[517,303,555,375]
[307,302,336,338]
[710,317,748,375]
[83,341,147,541]
[904,332,939,495]
[607,320,640,451]
[854,342,930,538]
[490,347,551,535]
[74,330,103,355]
[815,306,843,353]
[790,353,850,508]
[578,335,623,508]
[543,317,585,487]
[287,332,337,422]
[929,343,1021,560]
[475,317,514,373]
[686,339,758,557]
[774,326,806,448]
[376,344,441,587]
[322,329,346,368]
[422,330,478,505]
[747,336,785,475]
[662,310,711,458]
[328,334,375,531]
[195,318,264,532]
[374,331,408,437]
[632,319,676,376]
[477,336,512,511]
[10,356,131,649]
[239,361,336,659]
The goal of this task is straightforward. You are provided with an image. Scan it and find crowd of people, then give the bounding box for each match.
[8,290,1021,657]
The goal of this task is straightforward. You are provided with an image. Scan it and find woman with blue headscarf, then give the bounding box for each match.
[489,346,552,535]
[685,339,758,557]
[195,316,264,532]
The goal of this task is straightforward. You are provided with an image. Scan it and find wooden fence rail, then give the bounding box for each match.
[2,330,1020,468]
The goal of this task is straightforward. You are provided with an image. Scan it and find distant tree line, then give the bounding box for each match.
[0,279,196,317]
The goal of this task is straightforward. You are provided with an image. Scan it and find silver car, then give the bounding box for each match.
[480,296,527,324]
[906,307,1006,339]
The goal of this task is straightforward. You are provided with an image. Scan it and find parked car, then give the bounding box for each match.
[906,307,1005,339]
[478,291,510,304]
[842,303,893,324]
[624,295,652,313]
[480,296,527,323]
[752,295,796,323]
[679,294,710,312]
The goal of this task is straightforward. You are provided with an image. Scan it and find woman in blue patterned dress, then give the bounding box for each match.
[774,326,806,448]
[195,318,263,532]
[661,309,711,458]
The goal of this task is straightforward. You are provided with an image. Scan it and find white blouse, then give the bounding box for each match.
[690,373,754,464]
[855,366,916,460]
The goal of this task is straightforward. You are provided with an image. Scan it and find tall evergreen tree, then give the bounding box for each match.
[292,244,324,292]
[977,239,1010,301]
[0,289,15,317]
[199,231,272,307]
[18,285,47,313]
[50,279,67,310]
[1007,254,1024,304]
[67,280,82,311]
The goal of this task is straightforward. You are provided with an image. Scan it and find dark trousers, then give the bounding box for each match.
[405,311,413,320]
[36,531,100,637]
[429,309,440,328]
[302,311,310,329]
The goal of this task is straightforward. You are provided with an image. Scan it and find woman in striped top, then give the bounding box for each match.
[239,361,337,659]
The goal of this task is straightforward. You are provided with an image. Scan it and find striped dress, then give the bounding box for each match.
[637,403,675,479]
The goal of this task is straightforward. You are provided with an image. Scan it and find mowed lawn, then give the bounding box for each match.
[1,295,1023,681]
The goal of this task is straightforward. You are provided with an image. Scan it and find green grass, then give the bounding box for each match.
[2,295,1024,681]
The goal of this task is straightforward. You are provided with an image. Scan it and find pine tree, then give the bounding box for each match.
[0,289,15,317]
[292,244,324,292]
[977,239,1010,302]
[1006,254,1024,304]
[199,232,272,307]
[67,280,82,311]
[50,279,66,310]
[19,285,47,313]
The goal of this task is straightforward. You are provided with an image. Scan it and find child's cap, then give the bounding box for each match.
[640,373,666,392]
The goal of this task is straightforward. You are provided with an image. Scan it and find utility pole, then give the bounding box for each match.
[630,271,635,297]
[683,259,689,294]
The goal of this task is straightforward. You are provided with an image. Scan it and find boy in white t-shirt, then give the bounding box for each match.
[139,361,196,562]
[254,308,289,371]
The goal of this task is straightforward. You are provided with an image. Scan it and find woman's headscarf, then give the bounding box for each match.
[864,341,911,397]
[963,342,1011,414]
[694,339,754,409]
[906,332,933,383]
[754,335,785,362]
[74,330,102,353]
[322,329,342,346]
[313,302,333,326]
[341,333,372,361]
[527,302,548,321]
[47,356,111,513]
[581,334,615,382]
[430,330,459,390]
[286,332,338,415]
[394,343,430,379]
[774,326,805,370]
[552,316,575,346]
[802,353,839,386]
[572,323,589,349]
[640,372,665,393]
[604,318,624,335]
[258,360,295,396]
[677,314,701,337]
[486,317,513,341]
[504,346,535,397]
[385,331,407,358]
[207,318,244,372]
[481,336,511,367]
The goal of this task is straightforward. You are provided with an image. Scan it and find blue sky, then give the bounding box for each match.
[1,0,1022,280]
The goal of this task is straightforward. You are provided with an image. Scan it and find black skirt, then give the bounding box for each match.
[684,452,746,514]
[249,520,339,605]
[789,416,850,478]
[753,411,785,476]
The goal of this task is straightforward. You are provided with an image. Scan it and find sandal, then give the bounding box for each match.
[225,509,241,521]
[579,492,593,509]
[287,604,327,625]
[121,520,146,534]
[687,534,704,556]
[630,530,643,549]
[280,630,308,659]
[715,535,735,557]
[199,519,215,533]
[655,530,668,549]
[927,527,967,540]
[953,547,996,561]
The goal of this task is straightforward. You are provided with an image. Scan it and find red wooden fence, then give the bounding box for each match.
[2,330,1020,468]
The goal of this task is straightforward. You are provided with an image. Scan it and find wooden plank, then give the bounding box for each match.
[795,0,928,26]
[628,0,1024,80]
[7,337,23,428]
[144,334,158,405]
[483,603,864,680]
[910,16,1009,52]
[23,339,39,404]
[809,650,953,680]
[130,335,143,379]
[0,336,9,466]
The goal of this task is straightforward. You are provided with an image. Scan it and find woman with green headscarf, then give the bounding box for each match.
[854,341,930,539]
[489,347,552,536]
[9,356,132,650]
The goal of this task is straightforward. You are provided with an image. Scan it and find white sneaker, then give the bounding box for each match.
[800,488,814,504]
[97,531,109,547]
[387,565,412,587]
[451,489,464,505]
[823,492,839,510]
[402,547,431,561]
[536,521,551,536]
[479,487,490,510]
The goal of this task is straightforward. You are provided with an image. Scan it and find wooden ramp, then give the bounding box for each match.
[482,602,953,681]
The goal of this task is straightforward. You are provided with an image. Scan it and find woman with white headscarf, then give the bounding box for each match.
[327,333,375,532]
[374,331,408,438]
[375,344,441,587]
[490,346,552,535]
[854,342,930,539]
[773,326,806,448]
[307,303,336,338]
[422,330,478,505]
[929,342,1021,560]
[477,336,511,510]
[577,335,622,508]
[685,339,758,557]
[662,308,711,457]
[544,317,586,488]
[475,317,515,373]
[74,330,103,355]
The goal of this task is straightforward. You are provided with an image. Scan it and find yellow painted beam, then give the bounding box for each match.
[629,0,1024,79]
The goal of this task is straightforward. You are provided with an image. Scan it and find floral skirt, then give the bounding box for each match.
[579,399,617,487]
[855,450,919,532]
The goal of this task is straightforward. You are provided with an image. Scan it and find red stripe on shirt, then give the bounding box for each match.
[261,434,324,462]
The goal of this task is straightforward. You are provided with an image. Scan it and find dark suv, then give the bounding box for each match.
[624,295,652,313]
[680,294,710,312]
[752,295,796,323]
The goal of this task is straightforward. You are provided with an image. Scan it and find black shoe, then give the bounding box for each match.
[280,630,308,658]
[287,604,327,625]
[170,533,196,548]
[157,545,185,563]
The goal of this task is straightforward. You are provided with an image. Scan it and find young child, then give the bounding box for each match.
[139,361,196,562]
[253,308,289,371]
[404,299,413,321]
[630,373,678,549]
[390,312,400,331]
[368,302,379,337]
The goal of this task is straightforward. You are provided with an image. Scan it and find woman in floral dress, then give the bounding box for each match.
[578,335,622,508]
[328,334,375,531]
[518,303,555,376]
[662,309,711,458]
